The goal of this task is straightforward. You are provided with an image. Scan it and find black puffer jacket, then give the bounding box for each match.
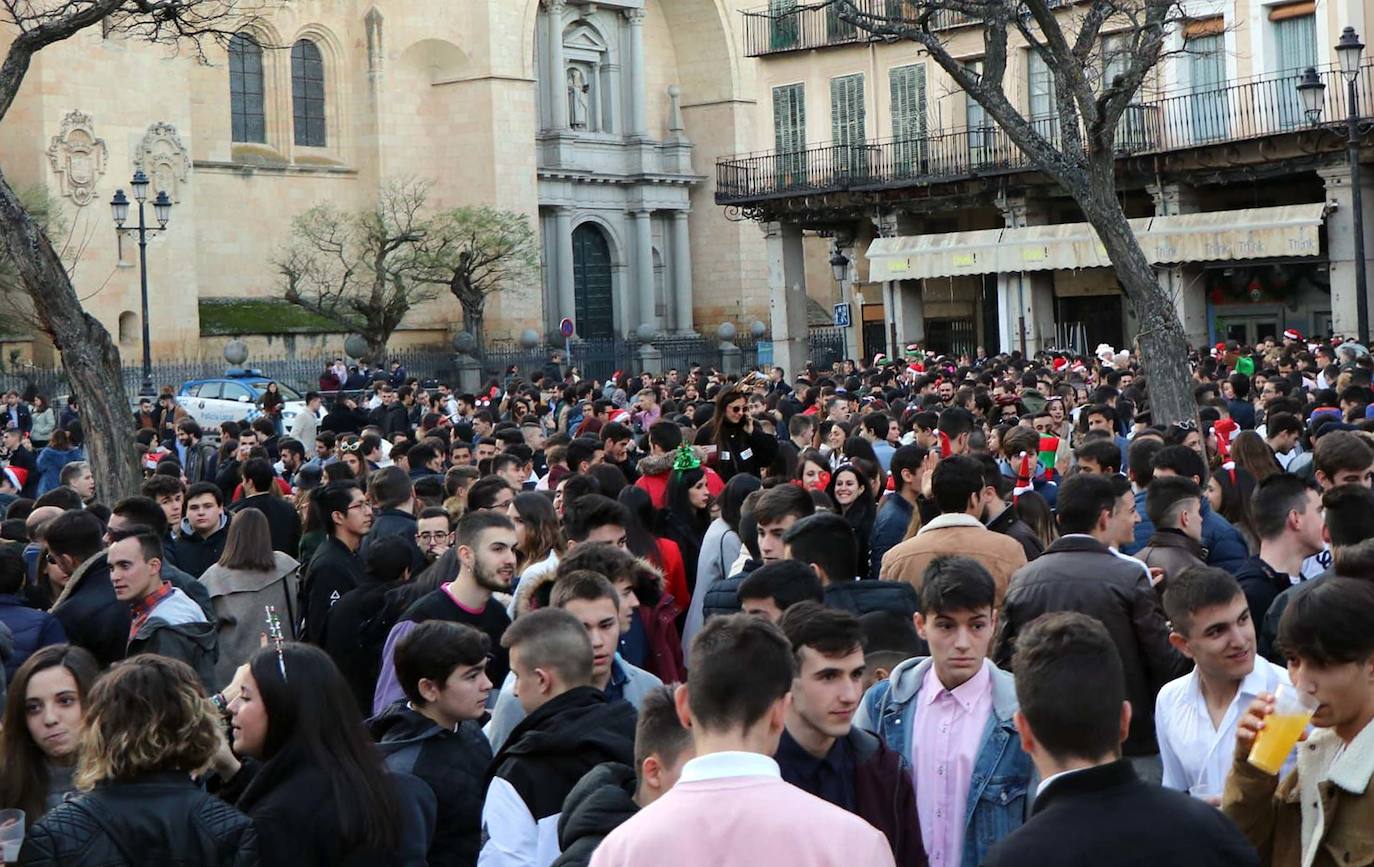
[369,702,491,867]
[552,762,638,867]
[700,558,760,620]
[19,772,257,867]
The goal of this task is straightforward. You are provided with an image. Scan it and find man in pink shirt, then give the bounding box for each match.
[590,614,894,867]
[855,556,1033,867]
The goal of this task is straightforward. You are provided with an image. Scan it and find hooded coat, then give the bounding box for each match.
[551,762,638,867]
[369,702,492,867]
[480,687,637,867]
[200,551,300,688]
[632,449,723,509]
[127,587,219,690]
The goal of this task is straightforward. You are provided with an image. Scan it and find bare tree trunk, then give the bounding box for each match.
[1077,171,1197,427]
[0,172,141,500]
[462,302,486,355]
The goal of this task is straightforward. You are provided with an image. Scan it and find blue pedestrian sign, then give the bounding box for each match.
[833,303,852,328]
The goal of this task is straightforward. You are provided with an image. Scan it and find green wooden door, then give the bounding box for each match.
[573,224,615,340]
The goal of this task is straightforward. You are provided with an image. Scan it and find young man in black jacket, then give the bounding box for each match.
[480,608,637,867]
[369,620,494,867]
[176,482,231,579]
[982,612,1257,867]
[554,686,693,867]
[783,513,918,619]
[774,602,925,867]
[299,480,371,642]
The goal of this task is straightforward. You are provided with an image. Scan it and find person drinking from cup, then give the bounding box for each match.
[1225,578,1374,864]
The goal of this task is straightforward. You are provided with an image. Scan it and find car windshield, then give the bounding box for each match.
[247,380,303,401]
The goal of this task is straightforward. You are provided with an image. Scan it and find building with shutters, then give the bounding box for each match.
[718,0,1373,372]
[0,0,770,361]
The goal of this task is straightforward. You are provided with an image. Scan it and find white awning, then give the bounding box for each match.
[865,203,1326,279]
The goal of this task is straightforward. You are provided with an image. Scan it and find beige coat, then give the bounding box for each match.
[200,551,299,687]
[879,513,1027,606]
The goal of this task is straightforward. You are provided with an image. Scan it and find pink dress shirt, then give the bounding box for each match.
[913,659,994,867]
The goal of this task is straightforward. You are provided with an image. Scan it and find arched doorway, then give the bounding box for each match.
[572,223,614,339]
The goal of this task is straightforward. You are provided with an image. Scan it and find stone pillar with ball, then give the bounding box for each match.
[452,332,482,394]
[717,322,741,376]
[636,323,663,374]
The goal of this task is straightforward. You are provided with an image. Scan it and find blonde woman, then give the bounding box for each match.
[19,654,257,865]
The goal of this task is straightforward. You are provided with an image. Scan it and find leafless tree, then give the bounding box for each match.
[830,0,1198,425]
[277,178,440,363]
[0,0,269,500]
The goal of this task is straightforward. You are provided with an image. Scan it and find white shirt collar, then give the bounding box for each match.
[1037,765,1091,798]
[678,751,781,784]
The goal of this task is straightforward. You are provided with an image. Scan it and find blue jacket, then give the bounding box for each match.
[0,593,66,679]
[855,656,1034,867]
[1123,491,1249,572]
[869,495,913,579]
[34,445,83,495]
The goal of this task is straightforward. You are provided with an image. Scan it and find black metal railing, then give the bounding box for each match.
[717,63,1374,205]
[741,0,975,57]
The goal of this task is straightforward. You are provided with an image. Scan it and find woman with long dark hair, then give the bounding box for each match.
[794,448,831,492]
[508,491,564,591]
[1208,464,1259,554]
[682,473,761,648]
[212,643,406,867]
[1230,430,1282,483]
[826,464,877,579]
[661,457,712,589]
[0,645,98,827]
[617,486,689,614]
[692,386,777,481]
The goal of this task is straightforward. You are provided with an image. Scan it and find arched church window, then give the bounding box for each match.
[291,39,327,147]
[228,33,266,144]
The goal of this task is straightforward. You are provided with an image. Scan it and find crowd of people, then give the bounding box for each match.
[0,332,1371,866]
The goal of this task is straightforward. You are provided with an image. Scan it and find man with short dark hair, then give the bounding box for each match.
[775,602,925,867]
[1156,567,1290,799]
[981,612,1257,866]
[1147,445,1250,572]
[857,556,1032,867]
[482,608,637,867]
[880,455,1026,604]
[299,480,373,642]
[600,422,638,484]
[783,513,918,618]
[701,484,814,619]
[46,510,122,666]
[373,511,517,714]
[359,466,425,574]
[1231,474,1325,625]
[229,457,301,556]
[107,528,217,687]
[1225,578,1374,863]
[554,686,693,866]
[591,615,895,867]
[173,419,217,483]
[1133,476,1207,587]
[737,560,823,622]
[998,472,1188,778]
[176,482,230,579]
[869,445,929,577]
[370,620,494,867]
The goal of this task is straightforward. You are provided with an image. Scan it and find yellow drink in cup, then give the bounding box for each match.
[1248,685,1318,775]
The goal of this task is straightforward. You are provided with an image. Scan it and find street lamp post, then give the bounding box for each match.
[110,170,173,396]
[1299,28,1370,344]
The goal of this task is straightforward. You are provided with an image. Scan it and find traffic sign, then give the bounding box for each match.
[833,303,852,328]
[560,318,575,339]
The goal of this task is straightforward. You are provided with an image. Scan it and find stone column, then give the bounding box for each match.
[671,211,695,334]
[554,207,576,328]
[546,0,569,131]
[1148,182,1208,349]
[764,222,809,379]
[894,281,926,348]
[625,8,648,138]
[996,192,1056,355]
[1320,164,1374,340]
[632,209,656,332]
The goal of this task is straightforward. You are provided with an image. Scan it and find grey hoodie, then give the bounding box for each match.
[130,587,220,689]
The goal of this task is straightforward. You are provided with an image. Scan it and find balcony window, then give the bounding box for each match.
[1186,26,1229,143]
[827,3,857,41]
[773,83,807,186]
[1272,5,1317,129]
[965,62,995,165]
[830,73,868,178]
[1028,50,1059,145]
[890,64,928,175]
[769,0,799,51]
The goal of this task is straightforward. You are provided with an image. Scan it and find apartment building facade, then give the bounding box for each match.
[718,0,1371,373]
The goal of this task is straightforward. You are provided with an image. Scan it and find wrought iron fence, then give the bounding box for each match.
[807,327,849,372]
[717,62,1374,206]
[742,0,1024,57]
[484,335,764,384]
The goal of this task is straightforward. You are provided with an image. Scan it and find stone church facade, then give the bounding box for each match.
[0,0,767,361]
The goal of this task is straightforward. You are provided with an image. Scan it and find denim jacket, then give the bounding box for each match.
[854,656,1035,867]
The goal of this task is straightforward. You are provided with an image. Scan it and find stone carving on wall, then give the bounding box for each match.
[568,66,590,130]
[45,111,108,206]
[133,121,192,203]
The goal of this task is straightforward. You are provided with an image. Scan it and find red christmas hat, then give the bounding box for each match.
[2,466,25,490]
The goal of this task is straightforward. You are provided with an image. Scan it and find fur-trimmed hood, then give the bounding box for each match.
[509,550,667,618]
[635,446,709,478]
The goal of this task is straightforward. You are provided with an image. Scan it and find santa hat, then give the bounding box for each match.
[2,466,25,491]
[1012,452,1034,502]
[1213,418,1239,462]
[1052,357,1068,372]
[1283,328,1303,342]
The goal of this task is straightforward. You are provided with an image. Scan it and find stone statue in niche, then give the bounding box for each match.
[133,122,192,203]
[46,111,108,206]
[567,66,590,130]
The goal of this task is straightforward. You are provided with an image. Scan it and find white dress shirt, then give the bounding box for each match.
[678,751,781,784]
[1155,657,1291,796]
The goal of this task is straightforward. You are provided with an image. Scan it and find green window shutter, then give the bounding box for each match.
[773,83,807,183]
[830,74,865,145]
[890,64,927,172]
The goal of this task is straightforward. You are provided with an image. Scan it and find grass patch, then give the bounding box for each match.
[199,299,344,336]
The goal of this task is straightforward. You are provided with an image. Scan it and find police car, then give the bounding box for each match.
[176,370,312,430]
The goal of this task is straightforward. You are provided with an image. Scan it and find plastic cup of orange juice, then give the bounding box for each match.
[1247,684,1317,775]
